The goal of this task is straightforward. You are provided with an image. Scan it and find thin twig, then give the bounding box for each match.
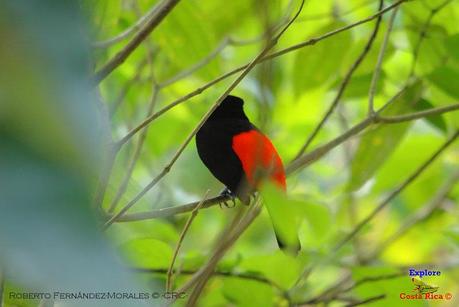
[93,0,181,84]
[286,85,437,176]
[344,294,386,307]
[296,0,375,22]
[368,7,398,115]
[117,0,408,148]
[178,3,307,300]
[181,200,263,306]
[92,3,163,49]
[93,147,117,210]
[367,170,459,258]
[346,272,405,293]
[109,57,150,118]
[103,0,305,230]
[133,267,283,290]
[293,129,459,290]
[298,262,458,305]
[262,0,407,61]
[108,194,229,222]
[294,0,385,159]
[287,116,375,175]
[332,129,459,254]
[375,103,459,123]
[158,4,293,88]
[338,106,364,262]
[166,190,210,292]
[107,86,160,213]
[299,273,353,305]
[408,0,454,78]
[108,99,459,223]
[159,38,230,88]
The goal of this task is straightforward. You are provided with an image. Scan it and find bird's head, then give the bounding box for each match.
[208,95,248,121]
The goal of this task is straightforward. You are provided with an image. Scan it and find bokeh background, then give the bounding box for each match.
[1,0,459,306]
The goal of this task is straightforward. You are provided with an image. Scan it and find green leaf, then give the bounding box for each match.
[347,81,424,191]
[445,227,459,245]
[415,99,448,133]
[427,66,459,100]
[296,200,331,237]
[222,278,275,307]
[331,72,386,99]
[153,1,220,82]
[120,238,173,268]
[293,22,352,94]
[239,251,302,288]
[341,22,395,77]
[445,33,459,62]
[409,25,448,75]
[351,266,417,307]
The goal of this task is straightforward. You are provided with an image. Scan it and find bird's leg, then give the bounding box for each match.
[219,187,236,209]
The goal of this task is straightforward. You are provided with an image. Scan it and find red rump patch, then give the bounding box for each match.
[232,130,286,191]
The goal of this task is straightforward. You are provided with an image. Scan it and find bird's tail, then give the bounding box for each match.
[274,229,301,256]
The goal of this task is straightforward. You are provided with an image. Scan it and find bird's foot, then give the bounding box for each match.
[241,194,255,206]
[219,187,237,209]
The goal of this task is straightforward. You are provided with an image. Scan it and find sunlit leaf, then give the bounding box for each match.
[331,72,386,99]
[239,251,302,288]
[445,33,459,62]
[120,238,173,268]
[347,81,424,191]
[296,199,331,237]
[293,22,352,94]
[222,278,275,307]
[415,98,448,134]
[427,66,459,100]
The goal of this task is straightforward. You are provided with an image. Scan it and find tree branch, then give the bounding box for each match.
[167,190,210,292]
[92,2,164,49]
[344,294,386,307]
[374,103,459,123]
[292,129,459,290]
[157,3,293,88]
[367,170,459,258]
[109,57,150,118]
[409,0,454,77]
[107,86,160,213]
[181,200,263,305]
[110,195,228,222]
[132,267,283,290]
[93,0,181,84]
[296,0,375,22]
[109,99,459,223]
[368,6,398,115]
[93,148,117,210]
[116,0,408,148]
[103,0,304,229]
[173,4,309,299]
[293,0,385,159]
[286,97,459,176]
[298,262,458,305]
[332,130,459,253]
[287,116,375,175]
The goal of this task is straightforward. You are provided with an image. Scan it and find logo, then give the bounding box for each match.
[411,277,438,295]
[399,268,452,300]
